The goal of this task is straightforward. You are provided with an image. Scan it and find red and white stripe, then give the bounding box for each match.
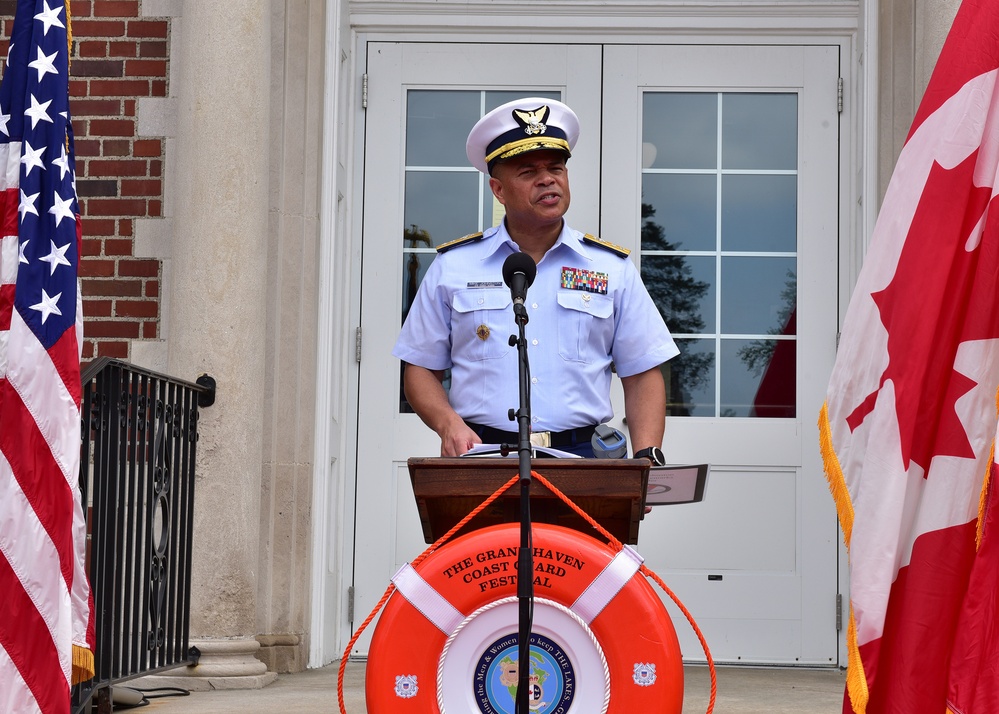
[0,145,90,713]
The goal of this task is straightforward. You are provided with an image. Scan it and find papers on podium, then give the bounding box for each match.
[462,443,582,459]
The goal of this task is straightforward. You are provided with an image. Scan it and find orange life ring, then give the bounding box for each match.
[366,522,683,713]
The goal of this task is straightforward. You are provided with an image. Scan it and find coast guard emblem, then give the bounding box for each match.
[513,105,550,136]
[633,663,657,686]
[395,674,419,698]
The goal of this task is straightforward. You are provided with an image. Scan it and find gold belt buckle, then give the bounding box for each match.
[530,432,552,448]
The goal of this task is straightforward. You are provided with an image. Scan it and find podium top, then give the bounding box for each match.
[408,457,649,545]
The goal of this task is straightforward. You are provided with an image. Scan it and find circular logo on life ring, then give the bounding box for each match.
[472,632,575,714]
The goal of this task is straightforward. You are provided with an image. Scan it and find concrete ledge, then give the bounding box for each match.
[255,633,305,673]
[131,638,278,692]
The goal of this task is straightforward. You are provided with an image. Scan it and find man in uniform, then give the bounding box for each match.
[393,97,677,462]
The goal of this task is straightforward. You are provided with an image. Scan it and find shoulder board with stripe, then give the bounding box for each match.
[583,234,631,257]
[436,232,484,253]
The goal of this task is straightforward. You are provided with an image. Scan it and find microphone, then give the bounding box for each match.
[502,252,537,307]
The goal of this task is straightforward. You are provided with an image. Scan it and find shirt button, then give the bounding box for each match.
[532,416,539,423]
[532,339,539,346]
[531,377,538,384]
[532,302,539,309]
[478,298,484,305]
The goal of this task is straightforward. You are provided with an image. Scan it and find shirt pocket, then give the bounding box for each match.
[557,291,614,363]
[452,289,513,361]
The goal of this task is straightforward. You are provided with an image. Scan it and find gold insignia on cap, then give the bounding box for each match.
[476,324,491,341]
[485,137,571,166]
[513,105,550,136]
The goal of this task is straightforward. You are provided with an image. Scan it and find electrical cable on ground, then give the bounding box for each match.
[110,685,191,709]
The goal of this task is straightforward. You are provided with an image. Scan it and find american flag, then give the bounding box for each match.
[0,1,95,712]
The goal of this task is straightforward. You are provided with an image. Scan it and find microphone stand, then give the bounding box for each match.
[510,298,534,714]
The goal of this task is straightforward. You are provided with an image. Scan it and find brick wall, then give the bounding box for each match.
[1,0,168,361]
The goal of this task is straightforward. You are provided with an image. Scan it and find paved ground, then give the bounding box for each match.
[130,660,846,713]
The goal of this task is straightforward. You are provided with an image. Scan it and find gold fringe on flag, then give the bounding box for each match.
[818,401,868,713]
[976,388,999,549]
[72,643,94,685]
[66,0,72,48]
[845,602,869,713]
[980,451,994,549]
[818,402,855,544]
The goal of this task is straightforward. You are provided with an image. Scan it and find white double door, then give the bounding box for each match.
[354,41,841,665]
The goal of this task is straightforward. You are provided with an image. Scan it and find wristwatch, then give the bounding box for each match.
[634,446,666,467]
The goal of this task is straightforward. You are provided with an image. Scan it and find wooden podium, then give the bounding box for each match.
[408,457,650,545]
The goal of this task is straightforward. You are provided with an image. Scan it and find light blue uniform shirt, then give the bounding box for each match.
[393,222,679,432]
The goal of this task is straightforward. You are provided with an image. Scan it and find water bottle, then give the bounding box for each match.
[591,424,628,459]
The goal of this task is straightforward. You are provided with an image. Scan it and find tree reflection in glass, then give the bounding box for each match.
[640,202,713,416]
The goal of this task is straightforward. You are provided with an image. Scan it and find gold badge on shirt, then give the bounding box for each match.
[476,324,491,341]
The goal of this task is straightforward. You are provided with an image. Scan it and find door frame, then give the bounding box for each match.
[311,8,868,667]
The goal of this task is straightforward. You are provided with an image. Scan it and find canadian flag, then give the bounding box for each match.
[819,1,999,712]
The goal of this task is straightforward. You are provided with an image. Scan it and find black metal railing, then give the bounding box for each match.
[71,358,215,713]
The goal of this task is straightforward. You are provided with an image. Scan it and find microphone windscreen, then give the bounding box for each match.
[502,252,537,288]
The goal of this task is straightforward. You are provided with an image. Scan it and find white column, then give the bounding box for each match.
[156,0,275,688]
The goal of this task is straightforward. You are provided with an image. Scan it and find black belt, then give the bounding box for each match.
[465,422,597,448]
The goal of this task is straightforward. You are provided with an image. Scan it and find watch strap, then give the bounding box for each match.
[634,446,665,466]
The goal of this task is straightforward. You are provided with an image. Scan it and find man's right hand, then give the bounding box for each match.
[439,420,482,457]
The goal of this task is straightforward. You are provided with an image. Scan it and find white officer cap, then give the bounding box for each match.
[465,97,580,175]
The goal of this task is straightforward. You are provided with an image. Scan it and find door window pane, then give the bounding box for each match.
[720,256,796,335]
[642,93,717,169]
[722,93,798,170]
[404,172,479,248]
[642,174,716,252]
[662,338,716,417]
[721,175,797,252]
[643,255,716,334]
[721,338,796,418]
[406,91,481,166]
[642,91,798,418]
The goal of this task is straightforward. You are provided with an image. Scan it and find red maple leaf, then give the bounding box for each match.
[846,149,999,474]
